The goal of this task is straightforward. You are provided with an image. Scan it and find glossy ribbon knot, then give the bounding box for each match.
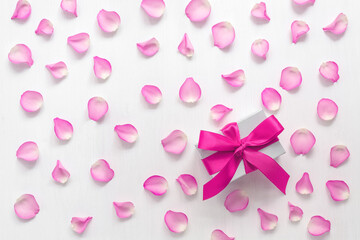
[198,115,290,200]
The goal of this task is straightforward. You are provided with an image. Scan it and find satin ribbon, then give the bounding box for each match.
[198,115,290,200]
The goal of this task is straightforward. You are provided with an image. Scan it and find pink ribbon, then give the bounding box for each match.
[198,115,290,200]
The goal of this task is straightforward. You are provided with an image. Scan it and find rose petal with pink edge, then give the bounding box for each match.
[67,33,90,53]
[61,0,77,17]
[113,202,135,219]
[20,91,43,112]
[176,174,198,196]
[210,104,232,121]
[179,77,201,103]
[317,98,338,121]
[141,85,162,104]
[224,190,249,212]
[52,160,70,184]
[35,19,53,36]
[93,56,111,80]
[280,67,302,91]
[46,61,68,79]
[11,0,31,20]
[161,130,187,154]
[288,202,303,222]
[291,20,309,43]
[114,124,138,143]
[221,69,245,87]
[71,217,92,234]
[88,97,108,121]
[178,33,194,58]
[293,0,315,5]
[296,172,313,195]
[261,88,281,111]
[14,194,39,220]
[257,208,278,231]
[212,22,235,49]
[143,175,168,195]
[323,13,348,35]
[8,44,33,67]
[141,0,165,18]
[137,38,159,57]
[211,229,235,240]
[185,0,211,22]
[290,128,316,155]
[330,145,350,168]
[164,210,188,233]
[251,2,270,21]
[251,39,269,59]
[90,159,114,182]
[97,9,120,33]
[326,180,350,201]
[54,117,73,141]
[308,216,331,236]
[16,141,39,162]
[319,61,339,83]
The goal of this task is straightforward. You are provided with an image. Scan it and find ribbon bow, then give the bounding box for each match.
[198,115,289,200]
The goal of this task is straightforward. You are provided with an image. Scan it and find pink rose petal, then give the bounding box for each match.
[288,202,303,222]
[210,104,232,121]
[308,216,331,236]
[52,160,70,184]
[46,61,68,79]
[114,124,138,143]
[14,194,39,220]
[323,13,348,35]
[296,172,313,195]
[88,97,108,121]
[326,180,350,201]
[8,44,33,67]
[141,85,162,104]
[293,0,315,5]
[176,174,198,196]
[71,217,92,234]
[16,141,39,162]
[251,39,269,59]
[319,61,339,83]
[330,145,350,168]
[143,175,168,196]
[93,56,111,80]
[161,130,187,154]
[67,33,90,53]
[35,19,54,36]
[251,2,270,21]
[20,90,43,112]
[11,0,31,20]
[257,208,278,231]
[97,9,121,33]
[221,69,245,88]
[317,98,338,121]
[178,33,194,58]
[291,20,309,43]
[261,88,281,111]
[211,229,235,240]
[212,22,235,49]
[54,117,73,141]
[185,0,211,22]
[141,0,165,18]
[290,128,316,155]
[224,190,249,212]
[179,77,201,103]
[137,38,159,57]
[164,210,188,233]
[61,0,77,17]
[113,201,135,219]
[280,67,302,91]
[90,159,114,182]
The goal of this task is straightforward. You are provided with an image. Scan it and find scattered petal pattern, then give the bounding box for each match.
[143,175,168,195]
[296,172,313,195]
[161,130,187,154]
[221,70,245,87]
[61,0,77,17]
[212,22,235,49]
[251,2,270,21]
[46,61,68,79]
[330,145,350,168]
[88,97,108,121]
[291,20,309,43]
[317,98,338,121]
[280,67,302,91]
[326,180,350,201]
[67,33,90,53]
[319,61,339,83]
[141,0,165,18]
[93,56,112,80]
[137,38,159,57]
[288,202,303,222]
[141,85,162,104]
[20,91,43,112]
[16,141,39,162]
[185,0,211,22]
[12,0,31,20]
[251,39,269,59]
[35,19,54,36]
[178,33,194,58]
[179,77,201,103]
[224,190,249,212]
[90,159,114,182]
[164,210,188,233]
[210,104,232,121]
[52,160,70,184]
[114,124,138,143]
[113,202,135,219]
[323,13,348,35]
[8,44,33,67]
[261,88,281,111]
[211,229,235,240]
[257,208,278,231]
[290,128,316,155]
[14,194,39,220]
[97,9,121,33]
[71,217,92,234]
[293,0,315,5]
[176,174,198,196]
[308,216,331,236]
[54,117,73,141]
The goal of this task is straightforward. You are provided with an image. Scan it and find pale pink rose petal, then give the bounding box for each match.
[330,145,350,168]
[143,175,168,195]
[61,0,77,17]
[35,19,54,36]
[54,117,73,141]
[326,180,350,201]
[8,44,33,67]
[141,85,162,104]
[52,160,70,184]
[308,216,331,236]
[210,104,232,121]
[257,208,278,231]
[161,130,187,154]
[90,159,114,182]
[67,33,90,53]
[296,172,313,195]
[261,88,281,111]
[114,124,138,143]
[71,217,92,234]
[113,202,135,219]
[20,91,43,112]
[251,2,270,21]
[288,202,303,222]
[179,77,201,103]
[178,33,194,58]
[97,9,121,33]
[137,38,159,57]
[293,0,315,5]
[16,141,39,162]
[211,229,235,240]
[185,0,211,22]
[141,0,165,18]
[46,61,68,79]
[280,67,302,91]
[11,0,31,20]
[251,39,269,59]
[221,69,245,88]
[176,174,198,196]
[93,56,111,80]
[323,13,348,35]
[212,22,235,49]
[291,20,309,43]
[224,190,249,212]
[317,98,338,121]
[14,194,39,220]
[319,61,339,83]
[290,129,316,155]
[164,210,188,233]
[88,97,108,121]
